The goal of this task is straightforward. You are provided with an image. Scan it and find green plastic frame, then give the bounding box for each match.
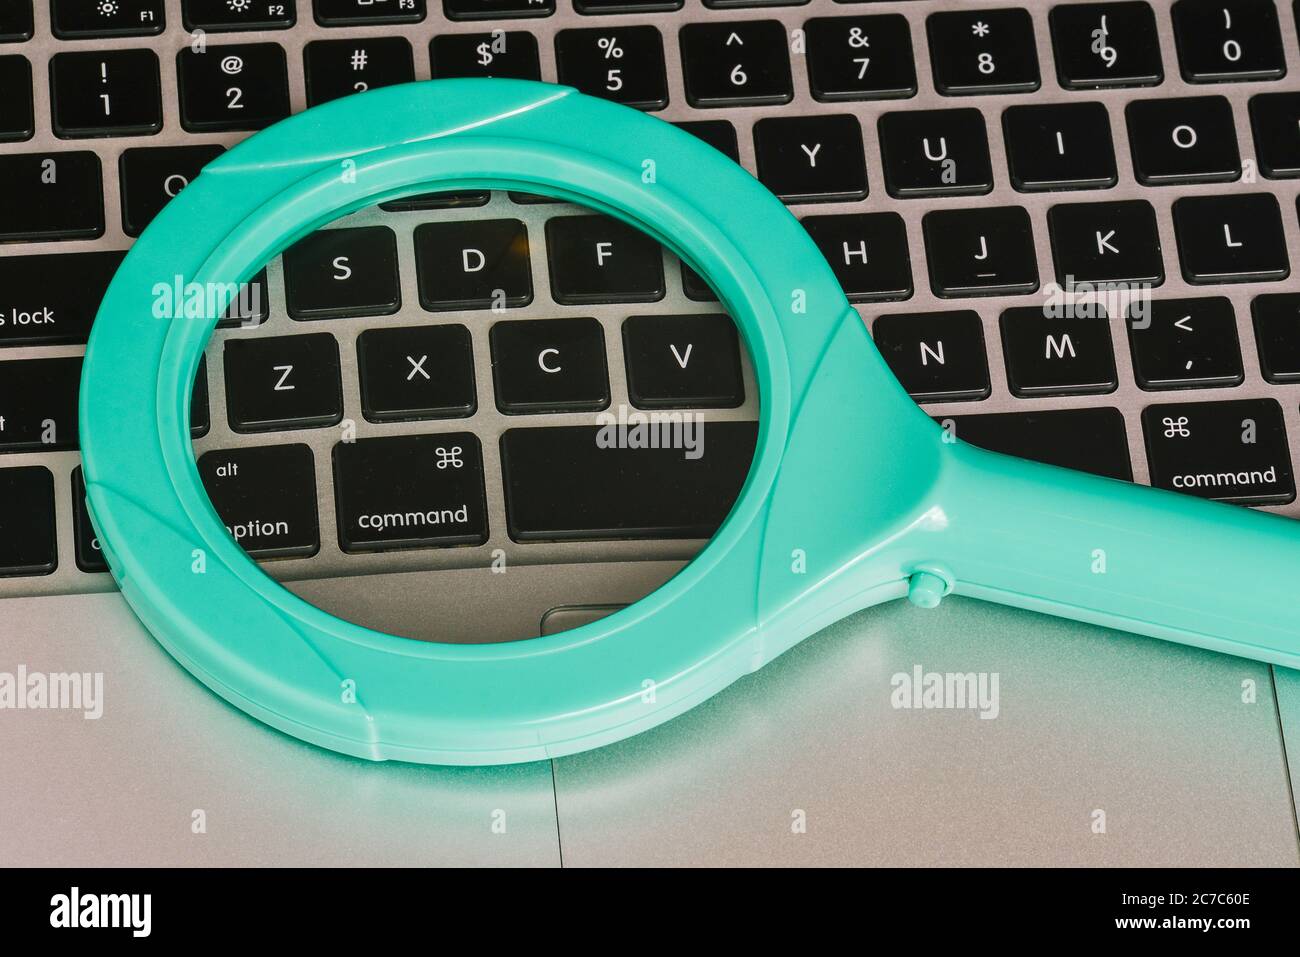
[81,80,1300,765]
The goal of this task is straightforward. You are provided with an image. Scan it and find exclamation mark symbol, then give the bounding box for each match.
[100,61,111,117]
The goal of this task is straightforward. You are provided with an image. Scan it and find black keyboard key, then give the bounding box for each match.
[575,0,681,11]
[333,433,489,552]
[872,310,990,402]
[0,356,81,452]
[1126,96,1240,185]
[1172,0,1284,83]
[556,26,667,110]
[1143,398,1293,505]
[546,214,664,304]
[704,0,806,7]
[674,120,740,162]
[414,218,533,311]
[283,226,401,320]
[1046,200,1164,287]
[182,0,296,31]
[430,31,540,79]
[922,206,1038,298]
[380,191,489,212]
[0,250,125,346]
[1127,297,1243,390]
[1248,93,1300,178]
[878,108,992,198]
[754,114,867,203]
[926,7,1040,95]
[0,55,32,141]
[1172,193,1289,284]
[941,407,1132,481]
[1000,306,1117,397]
[120,144,223,236]
[314,0,425,25]
[304,37,414,105]
[216,269,269,329]
[357,324,476,422]
[680,262,716,302]
[623,313,744,409]
[50,50,163,138]
[0,152,103,243]
[1252,293,1300,383]
[198,445,320,559]
[680,20,793,108]
[223,334,343,432]
[0,0,32,41]
[500,422,758,542]
[178,44,291,133]
[53,0,163,37]
[443,0,554,20]
[191,356,210,439]
[0,467,56,577]
[71,467,107,573]
[801,212,912,302]
[491,317,610,413]
[1048,2,1163,89]
[805,14,917,101]
[1002,102,1117,192]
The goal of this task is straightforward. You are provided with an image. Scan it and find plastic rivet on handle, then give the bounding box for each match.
[907,571,949,609]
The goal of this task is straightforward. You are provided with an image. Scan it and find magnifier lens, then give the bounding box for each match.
[190,187,759,644]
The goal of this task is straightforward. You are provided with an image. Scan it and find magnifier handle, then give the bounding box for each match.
[934,442,1300,667]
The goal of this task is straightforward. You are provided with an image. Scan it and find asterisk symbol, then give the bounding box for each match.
[971,21,990,37]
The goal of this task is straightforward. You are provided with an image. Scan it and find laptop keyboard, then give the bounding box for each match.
[3,0,1300,637]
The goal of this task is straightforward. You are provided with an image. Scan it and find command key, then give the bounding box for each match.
[1142,398,1295,506]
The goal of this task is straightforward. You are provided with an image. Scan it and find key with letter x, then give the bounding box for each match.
[357,325,477,422]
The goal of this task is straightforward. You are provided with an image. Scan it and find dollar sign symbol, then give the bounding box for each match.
[476,42,493,67]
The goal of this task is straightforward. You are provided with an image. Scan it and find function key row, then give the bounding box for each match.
[3,1,432,39]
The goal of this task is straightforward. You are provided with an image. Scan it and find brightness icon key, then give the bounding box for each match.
[51,0,166,38]
[180,0,297,31]
[314,0,428,25]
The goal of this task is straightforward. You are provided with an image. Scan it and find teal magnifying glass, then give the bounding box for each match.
[80,80,1300,766]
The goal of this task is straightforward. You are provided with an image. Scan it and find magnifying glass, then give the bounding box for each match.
[80,79,1300,766]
